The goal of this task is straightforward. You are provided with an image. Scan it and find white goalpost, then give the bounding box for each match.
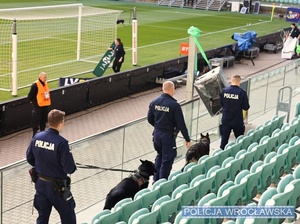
[0,3,121,95]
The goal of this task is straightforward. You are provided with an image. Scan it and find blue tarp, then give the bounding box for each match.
[232,31,257,51]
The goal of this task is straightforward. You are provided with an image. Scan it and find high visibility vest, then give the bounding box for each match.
[36,80,51,107]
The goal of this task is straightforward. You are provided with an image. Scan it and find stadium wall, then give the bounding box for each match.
[0,31,283,137]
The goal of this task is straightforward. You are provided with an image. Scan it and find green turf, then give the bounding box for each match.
[0,0,289,102]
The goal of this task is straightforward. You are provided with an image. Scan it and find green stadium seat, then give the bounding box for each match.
[253,125,264,143]
[190,163,206,180]
[226,141,243,157]
[207,165,222,193]
[174,211,206,224]
[270,115,279,132]
[128,208,150,224]
[139,188,160,210]
[226,170,249,206]
[295,101,300,117]
[156,178,176,197]
[247,128,255,136]
[258,188,278,206]
[168,170,181,181]
[212,148,230,165]
[284,145,297,173]
[204,155,220,173]
[169,169,192,187]
[121,198,143,223]
[183,162,196,172]
[223,220,235,224]
[293,164,300,179]
[180,184,199,206]
[229,156,244,180]
[134,188,150,200]
[262,120,272,137]
[252,141,267,162]
[288,135,299,146]
[277,125,290,146]
[243,165,262,204]
[158,188,183,223]
[97,208,123,224]
[138,208,160,224]
[266,184,294,224]
[214,165,231,191]
[289,179,300,208]
[198,155,209,164]
[91,209,111,224]
[190,174,214,198]
[112,198,132,212]
[276,113,286,129]
[277,174,294,193]
[288,119,298,138]
[257,157,276,193]
[197,192,216,206]
[272,147,289,183]
[236,149,255,170]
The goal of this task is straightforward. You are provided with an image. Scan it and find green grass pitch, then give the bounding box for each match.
[0,0,289,102]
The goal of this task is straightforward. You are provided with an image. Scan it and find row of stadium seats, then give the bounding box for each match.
[90,112,300,224]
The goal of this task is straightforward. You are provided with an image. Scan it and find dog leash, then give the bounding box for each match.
[76,162,135,173]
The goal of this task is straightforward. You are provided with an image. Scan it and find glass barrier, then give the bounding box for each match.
[1,58,300,223]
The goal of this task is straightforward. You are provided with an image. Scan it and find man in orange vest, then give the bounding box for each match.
[28,72,51,137]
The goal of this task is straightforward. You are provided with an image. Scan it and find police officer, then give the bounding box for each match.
[28,72,51,137]
[26,109,76,224]
[147,81,191,182]
[219,75,250,149]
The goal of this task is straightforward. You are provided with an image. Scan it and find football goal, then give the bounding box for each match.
[0,3,121,94]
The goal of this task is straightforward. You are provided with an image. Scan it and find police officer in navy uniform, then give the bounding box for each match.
[26,109,77,224]
[147,81,191,182]
[219,75,250,149]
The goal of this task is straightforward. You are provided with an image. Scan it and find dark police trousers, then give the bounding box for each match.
[220,124,245,149]
[153,130,177,181]
[32,106,48,135]
[34,178,76,224]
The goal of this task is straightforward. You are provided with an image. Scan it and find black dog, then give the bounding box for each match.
[182,133,210,171]
[103,159,156,210]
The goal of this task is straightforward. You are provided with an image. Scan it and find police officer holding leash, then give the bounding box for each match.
[219,75,250,149]
[26,109,77,224]
[147,81,191,182]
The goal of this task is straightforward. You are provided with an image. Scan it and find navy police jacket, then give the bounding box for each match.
[147,93,190,142]
[220,85,250,126]
[26,128,76,180]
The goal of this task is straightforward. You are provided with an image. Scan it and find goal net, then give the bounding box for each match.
[0,4,121,91]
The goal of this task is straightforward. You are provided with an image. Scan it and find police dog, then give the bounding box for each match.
[182,133,210,171]
[103,159,156,210]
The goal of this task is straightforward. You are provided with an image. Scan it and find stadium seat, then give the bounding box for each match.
[207,165,222,193]
[247,128,255,136]
[112,198,132,212]
[168,170,181,181]
[228,156,244,180]
[174,210,206,224]
[271,148,288,183]
[152,178,167,190]
[276,174,294,193]
[223,220,235,224]
[154,178,176,197]
[97,208,123,224]
[266,184,294,224]
[158,188,183,223]
[214,165,231,191]
[180,184,199,206]
[121,197,143,223]
[243,165,262,204]
[295,101,300,117]
[225,170,249,206]
[204,155,220,173]
[276,113,286,129]
[288,134,299,147]
[258,188,277,206]
[134,188,150,200]
[190,163,206,180]
[212,148,230,165]
[252,141,267,162]
[183,162,196,172]
[169,169,192,187]
[197,192,217,206]
[137,208,160,224]
[277,124,290,146]
[236,149,255,170]
[190,174,214,198]
[293,164,300,179]
[240,134,254,150]
[262,120,272,137]
[270,115,279,132]
[198,155,209,164]
[284,145,297,173]
[226,141,243,157]
[289,179,300,208]
[139,187,160,210]
[91,209,111,224]
[128,208,150,224]
[253,125,264,143]
[266,131,280,153]
[255,158,276,193]
[290,117,300,136]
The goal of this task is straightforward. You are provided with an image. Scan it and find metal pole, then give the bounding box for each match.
[12,19,17,96]
[76,4,83,60]
[132,7,137,66]
[0,171,3,224]
[185,36,196,101]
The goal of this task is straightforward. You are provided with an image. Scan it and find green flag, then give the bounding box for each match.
[93,41,116,77]
[187,26,212,70]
